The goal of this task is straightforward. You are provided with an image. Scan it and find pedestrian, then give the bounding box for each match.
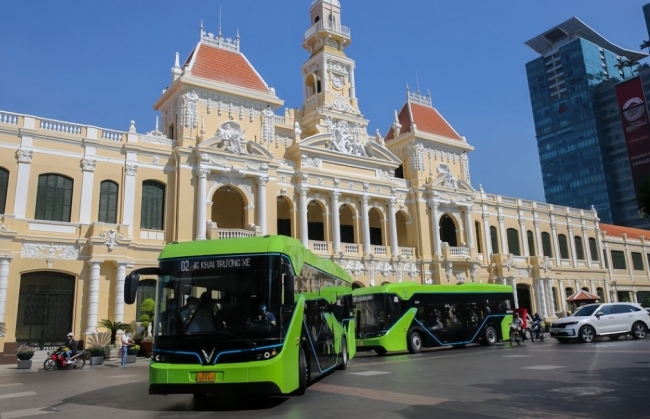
[121,331,133,367]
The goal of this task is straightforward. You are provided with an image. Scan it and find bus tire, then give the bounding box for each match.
[483,326,498,346]
[375,347,387,356]
[407,331,422,354]
[294,347,309,396]
[338,337,348,370]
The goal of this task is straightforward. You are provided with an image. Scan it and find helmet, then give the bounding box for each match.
[260,305,268,312]
[67,332,73,337]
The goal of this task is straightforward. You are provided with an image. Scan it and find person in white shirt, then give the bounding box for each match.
[121,331,133,367]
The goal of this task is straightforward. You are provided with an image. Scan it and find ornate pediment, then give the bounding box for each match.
[430,164,475,192]
[200,120,274,159]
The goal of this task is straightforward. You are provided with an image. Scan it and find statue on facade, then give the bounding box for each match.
[327,119,368,157]
[216,121,246,154]
[437,164,457,189]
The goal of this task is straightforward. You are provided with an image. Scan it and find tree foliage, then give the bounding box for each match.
[99,319,133,345]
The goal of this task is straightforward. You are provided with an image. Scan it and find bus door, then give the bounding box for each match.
[305,298,337,375]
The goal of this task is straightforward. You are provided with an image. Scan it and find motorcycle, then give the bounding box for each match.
[43,347,86,371]
[530,320,546,342]
[509,323,523,346]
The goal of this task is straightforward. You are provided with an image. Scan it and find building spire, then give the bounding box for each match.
[416,71,421,93]
[218,5,222,36]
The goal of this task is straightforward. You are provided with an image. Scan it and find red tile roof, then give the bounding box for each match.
[188,43,269,93]
[566,290,600,302]
[599,223,650,240]
[384,101,462,143]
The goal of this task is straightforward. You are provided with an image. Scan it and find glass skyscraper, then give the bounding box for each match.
[525,17,648,227]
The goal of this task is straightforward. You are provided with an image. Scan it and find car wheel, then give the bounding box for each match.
[338,337,348,370]
[375,347,387,356]
[578,325,596,343]
[632,322,647,340]
[407,331,422,354]
[483,326,498,346]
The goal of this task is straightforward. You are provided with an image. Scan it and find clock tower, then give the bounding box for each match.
[298,0,368,140]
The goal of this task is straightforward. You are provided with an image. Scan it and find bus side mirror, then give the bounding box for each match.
[124,272,139,305]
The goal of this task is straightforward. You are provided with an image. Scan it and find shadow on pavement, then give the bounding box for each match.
[62,382,289,412]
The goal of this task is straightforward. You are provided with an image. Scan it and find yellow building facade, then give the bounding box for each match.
[0,0,649,360]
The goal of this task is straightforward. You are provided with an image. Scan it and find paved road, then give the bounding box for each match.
[1,337,649,418]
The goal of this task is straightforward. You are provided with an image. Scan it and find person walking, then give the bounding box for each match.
[120,331,133,367]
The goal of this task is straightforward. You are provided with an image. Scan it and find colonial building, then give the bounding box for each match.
[0,0,649,359]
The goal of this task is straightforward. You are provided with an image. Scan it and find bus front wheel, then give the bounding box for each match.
[294,348,309,396]
[483,326,498,346]
[407,331,422,354]
[338,337,348,370]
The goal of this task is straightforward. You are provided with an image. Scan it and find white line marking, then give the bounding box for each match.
[349,371,391,376]
[502,355,532,358]
[523,365,565,370]
[0,391,37,400]
[107,375,137,378]
[0,384,23,388]
[1,407,56,419]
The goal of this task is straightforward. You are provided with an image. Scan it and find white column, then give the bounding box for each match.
[567,223,578,267]
[299,188,309,248]
[537,278,548,318]
[349,64,356,98]
[463,206,474,250]
[114,262,128,323]
[388,197,399,257]
[551,219,561,266]
[590,280,596,296]
[122,164,138,237]
[508,277,519,308]
[361,195,371,256]
[498,210,508,254]
[545,279,556,317]
[519,215,529,256]
[257,176,268,236]
[482,212,492,261]
[558,280,567,314]
[86,260,102,335]
[330,191,341,253]
[0,256,12,324]
[596,226,606,269]
[195,169,209,240]
[533,216,543,257]
[79,159,96,224]
[430,201,442,256]
[13,149,33,218]
[581,224,592,266]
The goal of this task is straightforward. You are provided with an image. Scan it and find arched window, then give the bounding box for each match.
[35,174,73,222]
[589,238,599,261]
[541,232,553,258]
[558,234,569,259]
[565,287,574,298]
[0,167,8,214]
[507,228,520,256]
[490,226,499,254]
[141,180,165,230]
[527,230,535,257]
[475,221,482,254]
[574,236,585,260]
[597,287,605,302]
[98,180,119,224]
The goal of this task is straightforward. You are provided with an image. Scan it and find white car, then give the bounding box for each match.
[549,303,650,343]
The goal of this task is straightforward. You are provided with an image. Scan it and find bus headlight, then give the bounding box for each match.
[256,349,278,360]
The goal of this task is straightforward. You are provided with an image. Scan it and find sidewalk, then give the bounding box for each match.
[0,357,149,374]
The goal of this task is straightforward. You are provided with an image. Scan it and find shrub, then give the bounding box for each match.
[127,344,140,355]
[16,345,35,360]
[88,344,105,357]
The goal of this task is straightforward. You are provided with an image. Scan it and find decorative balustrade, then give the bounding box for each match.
[400,247,414,258]
[449,247,470,257]
[343,243,359,254]
[273,116,286,125]
[304,20,351,40]
[0,111,18,125]
[373,246,387,256]
[560,259,571,267]
[304,95,319,109]
[40,118,83,135]
[101,130,124,142]
[217,229,256,239]
[310,241,329,253]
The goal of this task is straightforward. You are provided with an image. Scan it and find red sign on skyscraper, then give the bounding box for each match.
[616,76,650,197]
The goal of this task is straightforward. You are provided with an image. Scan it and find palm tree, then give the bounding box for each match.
[99,319,133,346]
[616,59,639,78]
[640,40,650,53]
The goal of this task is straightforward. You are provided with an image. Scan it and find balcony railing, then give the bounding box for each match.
[217,229,256,239]
[310,240,330,254]
[448,247,470,257]
[304,20,351,40]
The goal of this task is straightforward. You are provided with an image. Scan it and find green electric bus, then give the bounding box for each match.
[353,283,515,355]
[124,235,355,397]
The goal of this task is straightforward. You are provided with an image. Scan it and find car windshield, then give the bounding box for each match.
[153,255,283,340]
[573,305,600,317]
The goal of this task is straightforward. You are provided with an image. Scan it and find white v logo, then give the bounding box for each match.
[201,349,216,363]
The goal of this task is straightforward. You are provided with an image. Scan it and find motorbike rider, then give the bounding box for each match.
[510,312,524,340]
[532,312,542,323]
[63,332,77,365]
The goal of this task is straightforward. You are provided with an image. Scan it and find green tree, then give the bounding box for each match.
[98,319,133,346]
[637,179,650,218]
[140,298,155,337]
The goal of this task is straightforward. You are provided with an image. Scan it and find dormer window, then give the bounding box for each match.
[315,16,320,23]
[305,73,322,98]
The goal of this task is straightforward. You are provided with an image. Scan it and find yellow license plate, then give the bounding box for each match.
[196,372,215,383]
[358,341,364,346]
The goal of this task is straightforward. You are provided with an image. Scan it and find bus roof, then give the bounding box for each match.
[353,282,513,300]
[158,235,353,283]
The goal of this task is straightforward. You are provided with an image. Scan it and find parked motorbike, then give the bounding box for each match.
[530,320,546,342]
[43,347,86,371]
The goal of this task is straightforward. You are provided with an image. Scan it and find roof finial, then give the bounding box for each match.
[218,5,222,37]
[200,18,204,35]
[406,82,410,93]
[394,109,400,123]
[416,71,421,93]
[155,116,159,132]
[236,28,240,39]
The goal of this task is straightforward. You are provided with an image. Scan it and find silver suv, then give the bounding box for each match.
[549,303,650,343]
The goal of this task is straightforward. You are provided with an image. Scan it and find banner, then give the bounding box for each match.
[616,76,650,197]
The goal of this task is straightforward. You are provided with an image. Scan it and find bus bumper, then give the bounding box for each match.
[150,382,281,395]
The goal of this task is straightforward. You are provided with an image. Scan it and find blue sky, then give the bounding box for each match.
[1,1,649,203]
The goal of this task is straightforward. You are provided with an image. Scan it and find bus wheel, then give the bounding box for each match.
[375,347,387,356]
[338,337,348,370]
[294,348,309,396]
[407,331,422,354]
[483,326,498,346]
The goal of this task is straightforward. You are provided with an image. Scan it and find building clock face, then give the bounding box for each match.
[332,75,343,89]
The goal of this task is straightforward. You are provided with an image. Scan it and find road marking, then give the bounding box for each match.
[523,365,565,370]
[502,355,532,358]
[349,371,391,376]
[107,375,137,378]
[311,383,447,406]
[350,351,474,368]
[0,384,23,388]
[0,391,37,400]
[1,407,56,419]
[549,387,614,396]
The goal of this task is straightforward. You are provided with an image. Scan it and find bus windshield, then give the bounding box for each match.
[154,254,284,341]
[355,293,401,338]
